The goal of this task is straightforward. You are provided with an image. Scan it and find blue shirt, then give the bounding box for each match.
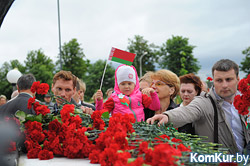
[213,89,244,153]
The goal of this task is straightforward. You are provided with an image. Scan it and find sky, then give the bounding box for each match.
[0,0,250,80]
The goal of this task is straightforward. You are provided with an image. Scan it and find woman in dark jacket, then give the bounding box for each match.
[144,69,180,120]
[177,73,202,135]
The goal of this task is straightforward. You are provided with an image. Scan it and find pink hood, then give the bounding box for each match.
[113,64,140,96]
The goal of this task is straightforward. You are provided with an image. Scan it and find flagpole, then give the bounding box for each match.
[99,60,109,90]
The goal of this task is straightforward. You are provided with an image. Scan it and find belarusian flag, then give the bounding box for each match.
[108,47,136,65]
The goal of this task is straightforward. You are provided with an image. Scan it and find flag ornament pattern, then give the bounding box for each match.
[109,47,136,65]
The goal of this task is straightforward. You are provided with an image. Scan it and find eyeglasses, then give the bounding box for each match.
[150,80,172,88]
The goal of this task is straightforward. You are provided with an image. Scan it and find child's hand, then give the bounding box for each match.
[96,90,103,101]
[141,88,155,96]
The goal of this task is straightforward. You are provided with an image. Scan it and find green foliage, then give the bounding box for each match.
[240,46,250,77]
[158,35,200,76]
[127,35,158,78]
[24,49,55,87]
[57,38,90,78]
[0,60,25,98]
[84,60,115,101]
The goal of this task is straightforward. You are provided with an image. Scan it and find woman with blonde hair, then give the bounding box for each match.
[144,69,180,120]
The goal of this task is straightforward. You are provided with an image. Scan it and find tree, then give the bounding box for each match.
[0,60,25,99]
[57,38,90,78]
[158,35,200,76]
[84,60,115,101]
[127,35,158,78]
[240,46,250,77]
[24,49,55,87]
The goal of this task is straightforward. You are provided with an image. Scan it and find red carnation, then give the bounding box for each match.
[177,144,191,152]
[89,149,101,163]
[48,119,62,133]
[127,157,145,166]
[27,97,36,109]
[30,81,40,93]
[34,104,51,116]
[27,147,41,159]
[37,83,50,95]
[38,149,54,160]
[207,77,213,81]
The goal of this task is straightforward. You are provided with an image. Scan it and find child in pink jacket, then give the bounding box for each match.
[95,64,160,122]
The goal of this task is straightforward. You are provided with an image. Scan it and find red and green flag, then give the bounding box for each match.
[108,47,136,66]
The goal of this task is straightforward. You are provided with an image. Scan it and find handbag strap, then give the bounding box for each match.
[208,95,218,145]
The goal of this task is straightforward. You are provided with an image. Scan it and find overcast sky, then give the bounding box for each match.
[0,0,249,80]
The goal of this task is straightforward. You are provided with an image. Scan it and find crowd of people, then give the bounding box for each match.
[0,58,249,156]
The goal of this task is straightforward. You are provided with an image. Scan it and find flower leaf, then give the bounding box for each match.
[15,110,26,122]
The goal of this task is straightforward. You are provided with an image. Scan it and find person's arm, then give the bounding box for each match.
[163,97,205,127]
[147,96,205,127]
[95,90,103,110]
[95,98,103,110]
[148,91,160,110]
[141,88,160,110]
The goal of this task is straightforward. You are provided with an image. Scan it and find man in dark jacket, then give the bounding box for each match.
[0,74,36,118]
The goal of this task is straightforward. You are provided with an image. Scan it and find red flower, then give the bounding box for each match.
[91,110,106,130]
[38,149,54,160]
[25,121,43,133]
[99,144,119,166]
[34,104,51,116]
[48,119,62,133]
[27,147,41,159]
[29,130,45,143]
[60,104,75,123]
[151,143,182,166]
[30,81,40,93]
[177,144,191,152]
[89,149,102,163]
[207,77,213,81]
[127,157,145,166]
[138,141,149,155]
[171,138,182,143]
[27,97,36,109]
[63,137,83,158]
[37,83,50,95]
[234,95,249,115]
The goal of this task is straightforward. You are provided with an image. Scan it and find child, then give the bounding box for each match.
[95,64,160,122]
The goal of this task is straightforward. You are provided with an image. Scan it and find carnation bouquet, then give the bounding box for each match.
[234,74,250,128]
[14,81,229,165]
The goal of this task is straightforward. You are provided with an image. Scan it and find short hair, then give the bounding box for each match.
[17,74,36,90]
[151,69,180,99]
[53,70,77,88]
[0,95,6,100]
[179,73,202,95]
[105,88,114,96]
[212,59,239,77]
[139,71,154,84]
[76,78,86,92]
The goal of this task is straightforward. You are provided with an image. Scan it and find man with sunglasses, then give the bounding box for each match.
[147,59,250,155]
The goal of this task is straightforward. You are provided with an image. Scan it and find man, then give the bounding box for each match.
[0,95,7,106]
[51,70,93,115]
[0,74,36,118]
[147,59,250,154]
[73,78,96,110]
[43,93,54,110]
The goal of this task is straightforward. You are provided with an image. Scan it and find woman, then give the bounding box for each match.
[144,69,180,120]
[178,73,202,134]
[139,71,153,91]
